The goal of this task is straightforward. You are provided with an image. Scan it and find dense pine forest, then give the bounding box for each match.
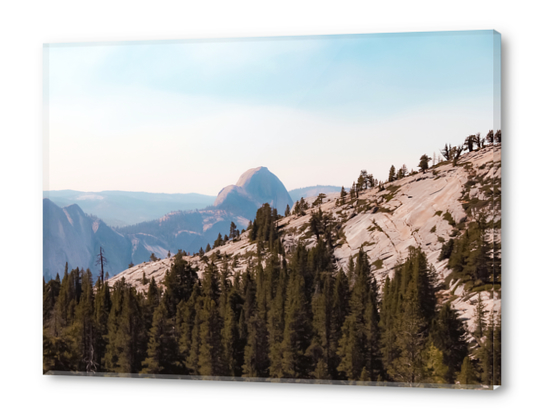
[43,208,500,387]
[43,133,501,387]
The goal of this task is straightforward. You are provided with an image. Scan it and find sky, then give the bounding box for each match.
[44,30,501,195]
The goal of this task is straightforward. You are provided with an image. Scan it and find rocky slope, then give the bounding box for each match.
[43,199,132,281]
[108,145,501,338]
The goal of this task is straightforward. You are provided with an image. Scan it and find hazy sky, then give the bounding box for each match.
[44,30,500,195]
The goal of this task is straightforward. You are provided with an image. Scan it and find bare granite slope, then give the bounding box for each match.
[108,145,501,337]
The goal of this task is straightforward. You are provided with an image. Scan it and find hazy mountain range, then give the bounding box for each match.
[43,167,336,280]
[44,190,216,227]
[288,185,343,202]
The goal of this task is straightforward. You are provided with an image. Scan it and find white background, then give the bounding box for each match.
[0,1,539,419]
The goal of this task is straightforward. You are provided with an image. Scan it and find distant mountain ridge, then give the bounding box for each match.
[288,185,343,203]
[44,167,294,281]
[43,199,132,281]
[44,190,216,227]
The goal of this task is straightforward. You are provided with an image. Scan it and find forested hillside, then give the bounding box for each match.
[44,132,501,388]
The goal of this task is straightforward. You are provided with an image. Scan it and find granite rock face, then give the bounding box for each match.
[109,145,501,339]
[214,167,293,217]
[43,199,131,281]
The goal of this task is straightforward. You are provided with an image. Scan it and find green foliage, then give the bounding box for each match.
[438,239,454,261]
[249,203,280,250]
[43,235,485,386]
[372,259,384,270]
[448,217,498,290]
[418,154,431,173]
[457,357,478,385]
[442,211,456,227]
[284,204,291,217]
[388,165,396,182]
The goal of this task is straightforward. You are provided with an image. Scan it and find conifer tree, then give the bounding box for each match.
[485,129,494,144]
[495,129,501,143]
[340,186,346,204]
[306,273,333,379]
[457,356,478,385]
[388,165,396,182]
[430,302,468,383]
[222,278,244,377]
[268,259,289,377]
[337,248,382,381]
[185,289,203,375]
[177,283,201,374]
[473,293,487,341]
[284,204,290,217]
[43,275,61,325]
[350,183,356,200]
[464,135,476,152]
[229,221,237,239]
[162,253,197,317]
[93,278,111,371]
[280,245,312,378]
[71,270,97,372]
[418,154,431,174]
[328,269,349,378]
[388,292,426,385]
[195,261,224,376]
[198,295,224,376]
[105,283,146,373]
[141,301,181,374]
[423,342,448,384]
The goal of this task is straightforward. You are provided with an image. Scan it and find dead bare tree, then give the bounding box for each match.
[95,246,108,282]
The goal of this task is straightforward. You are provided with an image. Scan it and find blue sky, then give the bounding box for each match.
[45,30,500,195]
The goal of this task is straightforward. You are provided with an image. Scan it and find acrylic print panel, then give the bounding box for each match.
[43,30,501,389]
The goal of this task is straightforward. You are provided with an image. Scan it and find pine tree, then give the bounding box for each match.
[495,129,501,143]
[268,259,289,377]
[186,292,203,375]
[340,186,346,205]
[306,273,333,379]
[328,269,349,379]
[105,283,147,373]
[284,204,291,217]
[70,269,97,372]
[43,275,61,326]
[197,261,224,376]
[430,302,468,383]
[198,296,224,376]
[485,129,494,144]
[388,292,426,385]
[423,342,448,384]
[464,135,476,152]
[418,154,431,174]
[337,248,382,381]
[473,293,487,341]
[162,252,198,317]
[177,283,201,374]
[388,165,396,182]
[141,301,181,374]
[457,356,478,385]
[93,278,111,371]
[222,279,244,377]
[280,245,312,378]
